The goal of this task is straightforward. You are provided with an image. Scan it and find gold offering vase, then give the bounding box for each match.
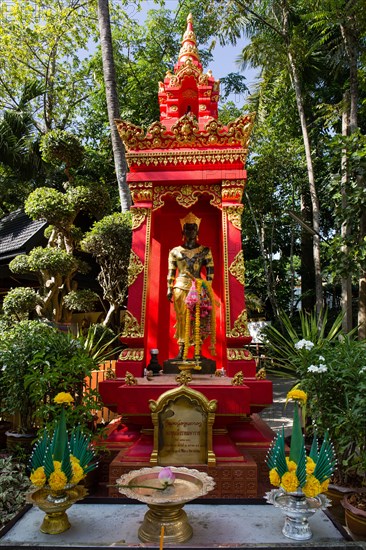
[28,485,88,535]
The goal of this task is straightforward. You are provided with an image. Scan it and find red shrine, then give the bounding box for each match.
[99,14,273,498]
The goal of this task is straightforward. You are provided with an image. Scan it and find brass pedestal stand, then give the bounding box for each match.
[139,503,192,543]
[117,466,215,544]
[28,485,88,534]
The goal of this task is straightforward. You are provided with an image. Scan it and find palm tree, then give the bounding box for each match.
[210,0,324,315]
[97,0,131,212]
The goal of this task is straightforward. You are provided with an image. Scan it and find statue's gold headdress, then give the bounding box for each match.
[180,212,201,229]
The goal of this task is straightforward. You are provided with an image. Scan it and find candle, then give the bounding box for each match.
[159,525,165,550]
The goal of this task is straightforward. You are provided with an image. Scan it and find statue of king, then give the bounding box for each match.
[167,212,215,361]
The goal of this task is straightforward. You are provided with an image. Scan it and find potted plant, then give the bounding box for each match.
[293,336,366,526]
[0,320,102,450]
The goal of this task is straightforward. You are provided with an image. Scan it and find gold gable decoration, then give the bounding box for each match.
[229,250,245,285]
[116,114,254,152]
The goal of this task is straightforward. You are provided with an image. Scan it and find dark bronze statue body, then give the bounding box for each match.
[167,213,214,360]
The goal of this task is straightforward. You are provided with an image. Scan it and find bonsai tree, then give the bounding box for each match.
[2,287,41,321]
[82,212,132,328]
[0,320,101,434]
[6,129,110,323]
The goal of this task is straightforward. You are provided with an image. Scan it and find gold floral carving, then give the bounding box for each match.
[128,250,144,287]
[153,185,221,211]
[115,113,254,152]
[231,371,244,386]
[125,372,138,385]
[227,349,253,361]
[121,311,143,338]
[129,182,153,203]
[126,150,247,168]
[229,250,245,286]
[222,180,245,203]
[199,104,207,111]
[225,205,244,230]
[256,367,267,380]
[176,371,192,386]
[227,309,251,338]
[131,208,149,230]
[119,348,144,362]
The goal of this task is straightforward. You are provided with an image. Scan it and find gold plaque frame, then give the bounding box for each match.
[149,385,217,466]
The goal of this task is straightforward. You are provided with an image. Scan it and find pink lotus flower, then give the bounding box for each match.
[158,467,176,487]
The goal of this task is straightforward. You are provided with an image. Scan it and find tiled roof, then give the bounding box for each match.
[0,210,47,260]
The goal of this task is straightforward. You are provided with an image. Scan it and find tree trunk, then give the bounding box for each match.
[300,190,315,312]
[287,49,323,317]
[340,101,353,332]
[97,0,131,212]
[245,191,280,319]
[340,24,364,338]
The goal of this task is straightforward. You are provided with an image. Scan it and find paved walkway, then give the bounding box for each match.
[259,376,296,436]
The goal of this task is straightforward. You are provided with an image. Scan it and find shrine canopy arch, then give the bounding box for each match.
[179,76,198,119]
[147,191,224,365]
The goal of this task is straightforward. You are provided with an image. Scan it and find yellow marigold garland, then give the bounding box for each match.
[206,281,216,356]
[194,279,203,362]
[183,306,191,361]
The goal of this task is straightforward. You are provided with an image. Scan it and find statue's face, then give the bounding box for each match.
[183,223,198,239]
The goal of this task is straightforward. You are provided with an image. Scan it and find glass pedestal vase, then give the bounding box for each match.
[265,488,330,541]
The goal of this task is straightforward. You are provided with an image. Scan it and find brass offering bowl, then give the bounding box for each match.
[116,466,215,543]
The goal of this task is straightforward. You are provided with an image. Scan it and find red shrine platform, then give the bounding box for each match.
[98,14,274,498]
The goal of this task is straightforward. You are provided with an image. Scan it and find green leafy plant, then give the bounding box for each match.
[262,309,346,378]
[0,456,31,529]
[0,320,101,434]
[296,338,366,485]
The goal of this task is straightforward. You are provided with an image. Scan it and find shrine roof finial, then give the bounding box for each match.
[176,12,202,71]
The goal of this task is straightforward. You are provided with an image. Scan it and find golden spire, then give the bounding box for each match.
[177,13,202,68]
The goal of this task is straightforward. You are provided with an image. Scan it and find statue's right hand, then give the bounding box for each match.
[167,291,173,302]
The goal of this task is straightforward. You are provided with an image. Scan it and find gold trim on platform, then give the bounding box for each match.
[227,348,253,361]
[153,184,221,211]
[256,367,267,379]
[126,150,247,168]
[229,250,245,286]
[120,348,144,361]
[125,372,138,385]
[231,371,244,386]
[128,250,144,287]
